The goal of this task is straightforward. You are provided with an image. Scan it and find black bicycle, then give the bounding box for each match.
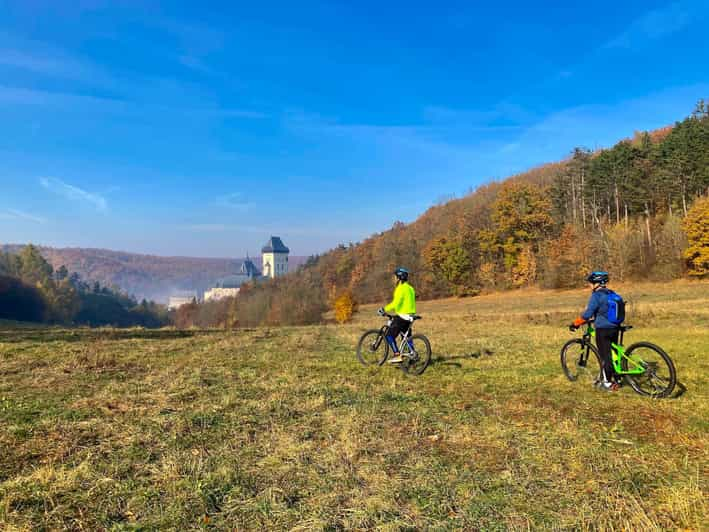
[560,321,676,398]
[356,313,431,375]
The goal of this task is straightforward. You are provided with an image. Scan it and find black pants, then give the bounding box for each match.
[386,316,411,351]
[596,327,620,382]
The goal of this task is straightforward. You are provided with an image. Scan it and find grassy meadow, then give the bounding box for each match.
[1,281,707,530]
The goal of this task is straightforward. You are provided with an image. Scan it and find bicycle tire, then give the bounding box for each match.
[621,342,676,398]
[560,338,602,384]
[401,334,432,376]
[356,329,389,366]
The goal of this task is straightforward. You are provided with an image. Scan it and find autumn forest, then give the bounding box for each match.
[174,101,709,328]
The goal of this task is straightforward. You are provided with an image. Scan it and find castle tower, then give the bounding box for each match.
[261,236,289,279]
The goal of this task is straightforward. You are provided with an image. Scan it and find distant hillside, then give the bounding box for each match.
[0,245,308,303]
[192,103,709,328]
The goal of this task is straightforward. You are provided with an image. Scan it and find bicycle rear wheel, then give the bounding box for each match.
[356,329,389,366]
[621,342,676,398]
[401,334,431,375]
[560,339,601,385]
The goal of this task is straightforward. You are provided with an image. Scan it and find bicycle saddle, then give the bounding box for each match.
[620,325,633,331]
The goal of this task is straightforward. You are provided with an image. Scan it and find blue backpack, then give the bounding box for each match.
[605,290,626,325]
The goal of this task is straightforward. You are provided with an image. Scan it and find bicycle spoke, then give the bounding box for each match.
[356,330,388,366]
[401,335,431,375]
[648,373,669,393]
[622,343,676,398]
[561,340,600,384]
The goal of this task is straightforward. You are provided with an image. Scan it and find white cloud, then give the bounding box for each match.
[0,84,126,110]
[0,48,98,80]
[494,83,709,167]
[0,33,264,119]
[185,224,232,232]
[39,177,107,211]
[604,1,706,49]
[215,193,254,212]
[0,209,47,224]
[183,223,353,238]
[422,102,531,127]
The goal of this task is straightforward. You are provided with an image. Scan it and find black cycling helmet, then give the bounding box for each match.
[394,267,409,281]
[586,271,609,285]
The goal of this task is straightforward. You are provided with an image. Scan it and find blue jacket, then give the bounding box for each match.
[581,288,618,329]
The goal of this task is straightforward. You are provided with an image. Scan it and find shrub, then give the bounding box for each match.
[682,196,709,277]
[333,291,357,324]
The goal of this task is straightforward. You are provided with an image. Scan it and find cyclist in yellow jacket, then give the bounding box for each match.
[378,267,416,364]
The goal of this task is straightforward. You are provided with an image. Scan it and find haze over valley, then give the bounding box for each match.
[0,244,308,303]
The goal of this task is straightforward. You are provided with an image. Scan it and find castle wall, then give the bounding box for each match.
[262,252,288,279]
[204,287,240,302]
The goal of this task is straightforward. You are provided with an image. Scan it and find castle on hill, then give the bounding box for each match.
[202,236,290,303]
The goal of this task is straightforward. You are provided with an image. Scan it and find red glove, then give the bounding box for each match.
[572,317,586,327]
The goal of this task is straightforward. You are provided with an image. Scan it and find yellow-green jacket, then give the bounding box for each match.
[384,282,416,315]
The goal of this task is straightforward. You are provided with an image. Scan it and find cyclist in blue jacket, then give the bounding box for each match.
[569,271,621,391]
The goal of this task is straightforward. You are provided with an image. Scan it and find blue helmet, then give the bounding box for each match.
[586,271,609,285]
[394,267,409,281]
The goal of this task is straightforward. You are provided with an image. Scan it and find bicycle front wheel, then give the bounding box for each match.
[560,339,601,385]
[356,329,389,366]
[401,334,432,375]
[622,342,676,398]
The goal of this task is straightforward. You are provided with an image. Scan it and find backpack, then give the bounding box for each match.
[604,290,625,325]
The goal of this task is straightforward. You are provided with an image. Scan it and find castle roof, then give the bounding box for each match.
[240,258,261,277]
[261,236,289,254]
[215,274,249,288]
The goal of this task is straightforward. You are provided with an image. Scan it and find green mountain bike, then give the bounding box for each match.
[356,313,431,375]
[560,321,676,398]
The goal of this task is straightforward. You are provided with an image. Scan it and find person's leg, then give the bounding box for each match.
[596,328,617,387]
[399,318,412,349]
[386,317,410,362]
[386,319,402,354]
[608,328,620,383]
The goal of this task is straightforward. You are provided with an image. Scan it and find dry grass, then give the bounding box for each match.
[1,280,707,530]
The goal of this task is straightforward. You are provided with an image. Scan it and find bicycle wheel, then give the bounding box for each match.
[560,339,602,384]
[356,329,389,366]
[401,334,431,375]
[621,342,676,398]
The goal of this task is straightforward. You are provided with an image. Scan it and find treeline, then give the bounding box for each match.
[173,266,327,328]
[0,245,168,327]
[0,245,311,303]
[174,101,709,328]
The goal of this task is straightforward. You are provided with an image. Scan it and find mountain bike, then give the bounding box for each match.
[356,313,431,375]
[560,321,676,398]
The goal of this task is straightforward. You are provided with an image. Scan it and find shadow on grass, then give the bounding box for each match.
[429,349,495,368]
[669,380,687,399]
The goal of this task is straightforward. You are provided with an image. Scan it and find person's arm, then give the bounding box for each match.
[580,292,600,321]
[571,293,599,328]
[384,285,402,313]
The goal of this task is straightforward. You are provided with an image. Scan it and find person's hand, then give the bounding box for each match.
[568,323,578,332]
[377,307,385,316]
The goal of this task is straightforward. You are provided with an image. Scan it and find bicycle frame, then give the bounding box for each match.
[398,328,416,357]
[587,325,644,375]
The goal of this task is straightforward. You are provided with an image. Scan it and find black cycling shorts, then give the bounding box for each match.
[387,315,411,339]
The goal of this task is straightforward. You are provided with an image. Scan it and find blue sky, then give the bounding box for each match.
[1,1,708,257]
